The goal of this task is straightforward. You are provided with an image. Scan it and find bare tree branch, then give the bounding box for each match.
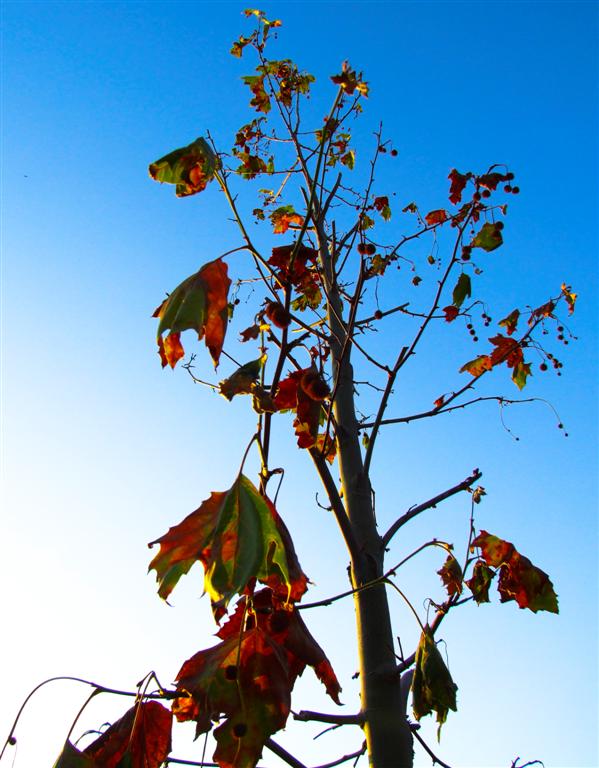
[266,738,309,768]
[382,469,482,547]
[293,710,363,725]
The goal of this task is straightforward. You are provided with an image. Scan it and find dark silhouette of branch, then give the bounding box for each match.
[266,738,308,768]
[510,759,545,768]
[411,725,453,768]
[313,742,367,768]
[293,710,363,725]
[382,469,482,547]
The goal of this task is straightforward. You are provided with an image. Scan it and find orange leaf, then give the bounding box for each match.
[459,355,492,377]
[154,259,231,368]
[425,209,449,226]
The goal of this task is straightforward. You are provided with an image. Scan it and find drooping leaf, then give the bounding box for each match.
[425,209,449,226]
[561,283,577,314]
[437,555,463,597]
[173,628,291,768]
[477,171,509,191]
[219,358,264,401]
[153,259,231,368]
[273,369,326,449]
[148,475,303,614]
[149,137,219,198]
[448,169,471,205]
[242,73,271,113]
[80,702,172,768]
[488,334,531,389]
[240,323,261,342]
[217,589,341,703]
[411,629,457,738]
[471,531,558,613]
[452,273,471,309]
[459,355,492,377]
[53,742,95,768]
[512,361,532,390]
[465,560,495,604]
[270,205,304,234]
[499,309,520,336]
[340,150,355,170]
[471,222,503,252]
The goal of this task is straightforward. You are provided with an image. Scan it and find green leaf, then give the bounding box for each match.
[153,259,231,368]
[411,629,457,738]
[53,743,95,768]
[512,361,532,390]
[471,222,503,252]
[219,357,264,401]
[149,137,219,197]
[465,560,495,604]
[452,273,471,309]
[149,475,300,615]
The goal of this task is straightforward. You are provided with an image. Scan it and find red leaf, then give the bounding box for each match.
[274,369,326,449]
[489,334,523,369]
[448,169,470,205]
[425,209,449,226]
[471,531,558,613]
[561,283,577,314]
[82,702,172,768]
[477,171,509,191]
[442,305,459,323]
[498,309,520,336]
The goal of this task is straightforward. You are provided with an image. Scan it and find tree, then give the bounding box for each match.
[2,10,578,768]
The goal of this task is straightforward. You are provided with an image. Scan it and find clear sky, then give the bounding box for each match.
[1,2,597,767]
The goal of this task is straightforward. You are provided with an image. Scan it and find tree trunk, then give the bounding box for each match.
[319,228,414,767]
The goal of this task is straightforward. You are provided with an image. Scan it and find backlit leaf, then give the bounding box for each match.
[425,209,449,226]
[219,358,264,401]
[373,195,391,221]
[465,560,495,604]
[270,205,304,234]
[471,222,503,252]
[561,283,577,314]
[499,309,520,336]
[437,555,463,597]
[153,259,231,368]
[411,629,457,737]
[148,475,303,614]
[331,64,368,96]
[81,702,172,768]
[442,306,459,322]
[452,273,471,309]
[459,355,492,377]
[173,628,290,768]
[149,137,219,198]
[448,169,471,205]
[471,530,558,613]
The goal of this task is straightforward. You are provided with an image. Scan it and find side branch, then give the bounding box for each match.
[293,710,363,725]
[381,469,482,548]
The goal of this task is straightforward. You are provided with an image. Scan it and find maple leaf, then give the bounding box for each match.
[451,273,471,309]
[148,475,306,614]
[53,702,172,768]
[488,334,531,389]
[268,245,322,310]
[499,309,520,336]
[411,628,457,737]
[448,169,470,205]
[154,259,231,369]
[274,369,327,449]
[217,589,342,703]
[437,555,463,598]
[471,222,503,252]
[330,63,368,96]
[240,323,261,342]
[561,283,577,314]
[242,73,271,113]
[219,358,264,401]
[442,306,459,323]
[471,531,558,613]
[459,355,492,377]
[270,205,304,234]
[173,628,291,768]
[149,137,219,198]
[373,195,391,221]
[465,560,495,604]
[425,209,449,226]
[477,171,509,191]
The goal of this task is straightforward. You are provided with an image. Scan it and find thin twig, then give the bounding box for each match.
[411,726,453,768]
[265,738,308,768]
[293,711,363,725]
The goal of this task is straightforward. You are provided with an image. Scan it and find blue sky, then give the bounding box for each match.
[1,2,597,767]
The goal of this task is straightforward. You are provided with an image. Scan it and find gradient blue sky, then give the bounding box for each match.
[1,2,597,767]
